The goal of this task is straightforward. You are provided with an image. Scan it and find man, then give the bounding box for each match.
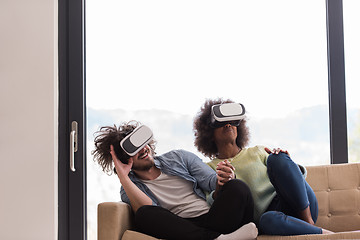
[92,120,257,240]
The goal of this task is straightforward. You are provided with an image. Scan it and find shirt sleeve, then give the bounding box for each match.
[256,145,270,166]
[120,186,131,205]
[206,190,215,205]
[297,164,307,178]
[180,150,217,192]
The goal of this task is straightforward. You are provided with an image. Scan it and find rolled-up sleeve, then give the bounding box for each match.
[181,150,217,192]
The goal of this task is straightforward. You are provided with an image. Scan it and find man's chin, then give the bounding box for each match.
[132,162,154,171]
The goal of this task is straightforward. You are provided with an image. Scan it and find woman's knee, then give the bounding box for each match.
[267,153,297,174]
[259,211,286,234]
[267,153,287,167]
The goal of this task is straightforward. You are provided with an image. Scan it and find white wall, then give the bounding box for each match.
[0,0,58,239]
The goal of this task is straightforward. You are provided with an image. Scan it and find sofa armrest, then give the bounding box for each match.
[98,202,134,240]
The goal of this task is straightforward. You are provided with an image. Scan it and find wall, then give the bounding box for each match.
[0,0,58,239]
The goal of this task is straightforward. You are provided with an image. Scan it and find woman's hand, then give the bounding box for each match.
[110,145,133,181]
[265,147,290,156]
[216,160,235,186]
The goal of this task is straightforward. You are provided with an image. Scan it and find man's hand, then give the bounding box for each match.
[265,147,290,156]
[216,160,235,186]
[110,145,154,212]
[110,145,133,181]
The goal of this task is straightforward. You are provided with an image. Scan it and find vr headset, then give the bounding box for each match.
[119,125,153,163]
[210,103,246,128]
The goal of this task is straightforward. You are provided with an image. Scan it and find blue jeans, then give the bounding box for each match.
[259,153,322,235]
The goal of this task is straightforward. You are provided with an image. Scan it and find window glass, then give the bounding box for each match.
[343,0,360,163]
[86,1,329,238]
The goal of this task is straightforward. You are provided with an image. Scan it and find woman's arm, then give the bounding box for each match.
[211,160,235,199]
[216,160,235,186]
[265,147,290,156]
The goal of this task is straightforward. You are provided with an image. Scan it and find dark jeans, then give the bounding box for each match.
[134,179,254,240]
[259,153,322,235]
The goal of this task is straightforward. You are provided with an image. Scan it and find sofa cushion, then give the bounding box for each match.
[306,163,360,232]
[258,231,360,240]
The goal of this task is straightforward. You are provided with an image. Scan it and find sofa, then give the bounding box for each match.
[98,163,360,240]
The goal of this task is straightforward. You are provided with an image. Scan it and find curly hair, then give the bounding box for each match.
[92,120,156,175]
[193,98,250,159]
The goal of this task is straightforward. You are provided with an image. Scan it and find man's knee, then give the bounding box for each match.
[135,205,158,226]
[223,179,252,200]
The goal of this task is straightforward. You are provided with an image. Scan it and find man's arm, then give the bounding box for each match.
[110,145,152,212]
[118,174,153,212]
[181,150,217,191]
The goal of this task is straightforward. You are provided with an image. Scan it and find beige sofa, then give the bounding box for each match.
[98,163,360,240]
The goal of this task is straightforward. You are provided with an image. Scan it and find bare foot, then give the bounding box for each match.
[322,228,334,234]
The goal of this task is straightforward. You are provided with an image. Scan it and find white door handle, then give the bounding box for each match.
[70,121,78,172]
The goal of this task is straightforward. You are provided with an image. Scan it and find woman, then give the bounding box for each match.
[193,98,332,236]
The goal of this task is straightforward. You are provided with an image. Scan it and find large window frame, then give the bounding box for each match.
[326,0,348,164]
[58,0,348,239]
[59,0,86,239]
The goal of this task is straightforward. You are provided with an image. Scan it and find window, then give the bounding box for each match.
[85,1,331,238]
[343,0,360,163]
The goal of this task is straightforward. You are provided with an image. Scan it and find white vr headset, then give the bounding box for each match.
[120,125,153,157]
[210,103,246,128]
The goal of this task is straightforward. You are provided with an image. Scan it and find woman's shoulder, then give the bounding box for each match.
[243,145,268,155]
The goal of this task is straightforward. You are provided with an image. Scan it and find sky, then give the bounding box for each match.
[86,0,359,120]
[86,0,328,119]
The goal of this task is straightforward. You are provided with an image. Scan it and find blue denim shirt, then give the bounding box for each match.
[120,149,217,207]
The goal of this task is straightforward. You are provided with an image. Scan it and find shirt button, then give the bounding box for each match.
[327,188,331,192]
[328,213,332,217]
